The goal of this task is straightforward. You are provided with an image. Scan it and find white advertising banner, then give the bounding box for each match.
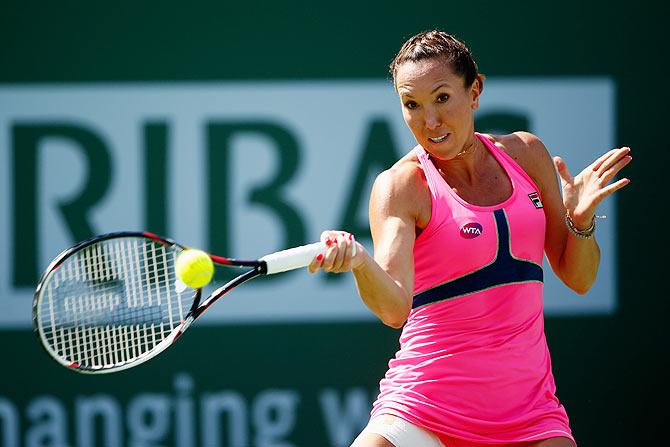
[0,79,616,327]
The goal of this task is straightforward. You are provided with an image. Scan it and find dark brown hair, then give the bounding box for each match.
[390,30,482,89]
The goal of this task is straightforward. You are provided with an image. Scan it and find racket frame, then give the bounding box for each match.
[32,231,268,374]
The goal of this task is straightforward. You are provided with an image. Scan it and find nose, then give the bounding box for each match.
[424,107,441,130]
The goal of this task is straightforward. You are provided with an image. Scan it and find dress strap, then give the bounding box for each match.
[413,145,444,201]
[475,133,542,196]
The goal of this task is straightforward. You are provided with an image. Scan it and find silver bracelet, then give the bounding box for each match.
[564,213,596,239]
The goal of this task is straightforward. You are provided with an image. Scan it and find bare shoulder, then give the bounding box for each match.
[488,131,550,164]
[371,151,430,226]
[376,151,426,194]
[483,131,555,193]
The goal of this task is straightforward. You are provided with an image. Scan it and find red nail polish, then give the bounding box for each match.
[325,239,332,246]
[317,254,323,261]
[349,234,353,240]
[333,239,338,244]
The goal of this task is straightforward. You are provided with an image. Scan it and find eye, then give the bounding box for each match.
[436,94,450,103]
[404,100,418,110]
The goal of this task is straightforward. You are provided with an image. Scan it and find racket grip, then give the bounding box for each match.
[261,242,323,275]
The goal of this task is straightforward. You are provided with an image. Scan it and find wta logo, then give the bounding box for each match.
[460,222,483,239]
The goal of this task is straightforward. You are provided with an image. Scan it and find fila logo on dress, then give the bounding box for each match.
[460,222,483,239]
[528,192,543,209]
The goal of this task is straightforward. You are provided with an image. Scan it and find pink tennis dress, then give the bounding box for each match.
[370,133,574,445]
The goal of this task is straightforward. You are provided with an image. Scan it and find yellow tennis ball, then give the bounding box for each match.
[175,249,214,289]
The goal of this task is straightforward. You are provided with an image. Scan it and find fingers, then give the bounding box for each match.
[597,177,631,199]
[597,152,632,185]
[307,252,324,274]
[590,148,620,171]
[553,156,573,186]
[309,231,357,274]
[595,147,632,178]
[323,235,346,272]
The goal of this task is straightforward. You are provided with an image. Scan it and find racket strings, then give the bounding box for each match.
[38,237,193,369]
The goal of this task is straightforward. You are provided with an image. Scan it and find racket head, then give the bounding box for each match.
[32,232,200,374]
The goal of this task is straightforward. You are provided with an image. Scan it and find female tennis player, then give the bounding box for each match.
[309,30,631,447]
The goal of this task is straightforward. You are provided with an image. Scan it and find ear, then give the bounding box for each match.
[470,75,484,111]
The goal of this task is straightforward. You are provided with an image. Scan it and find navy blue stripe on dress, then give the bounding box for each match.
[412,209,543,309]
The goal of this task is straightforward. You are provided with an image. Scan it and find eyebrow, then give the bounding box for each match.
[399,82,451,97]
[430,83,451,93]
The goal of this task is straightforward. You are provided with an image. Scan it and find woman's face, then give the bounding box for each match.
[395,58,481,161]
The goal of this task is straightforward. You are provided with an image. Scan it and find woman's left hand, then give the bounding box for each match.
[553,147,632,229]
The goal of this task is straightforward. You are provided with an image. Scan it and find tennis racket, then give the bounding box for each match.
[32,231,332,374]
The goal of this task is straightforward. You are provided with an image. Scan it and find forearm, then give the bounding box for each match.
[352,250,412,328]
[558,233,601,294]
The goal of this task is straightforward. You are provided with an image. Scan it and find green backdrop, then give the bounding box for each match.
[1,1,666,445]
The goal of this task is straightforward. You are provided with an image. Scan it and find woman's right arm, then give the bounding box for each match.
[309,164,423,328]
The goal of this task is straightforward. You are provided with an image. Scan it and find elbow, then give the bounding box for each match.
[382,317,407,329]
[557,248,600,296]
[568,277,596,295]
[572,285,591,296]
[557,262,597,296]
[379,301,412,329]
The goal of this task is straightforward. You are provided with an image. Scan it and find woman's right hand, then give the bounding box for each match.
[308,230,366,274]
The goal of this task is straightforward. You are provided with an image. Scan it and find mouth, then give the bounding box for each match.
[428,134,450,144]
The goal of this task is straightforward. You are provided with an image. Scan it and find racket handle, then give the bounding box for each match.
[261,242,323,275]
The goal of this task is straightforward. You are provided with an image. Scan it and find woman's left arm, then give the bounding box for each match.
[510,132,632,294]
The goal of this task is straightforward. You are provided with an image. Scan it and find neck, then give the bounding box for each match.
[431,133,483,183]
[455,136,478,158]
